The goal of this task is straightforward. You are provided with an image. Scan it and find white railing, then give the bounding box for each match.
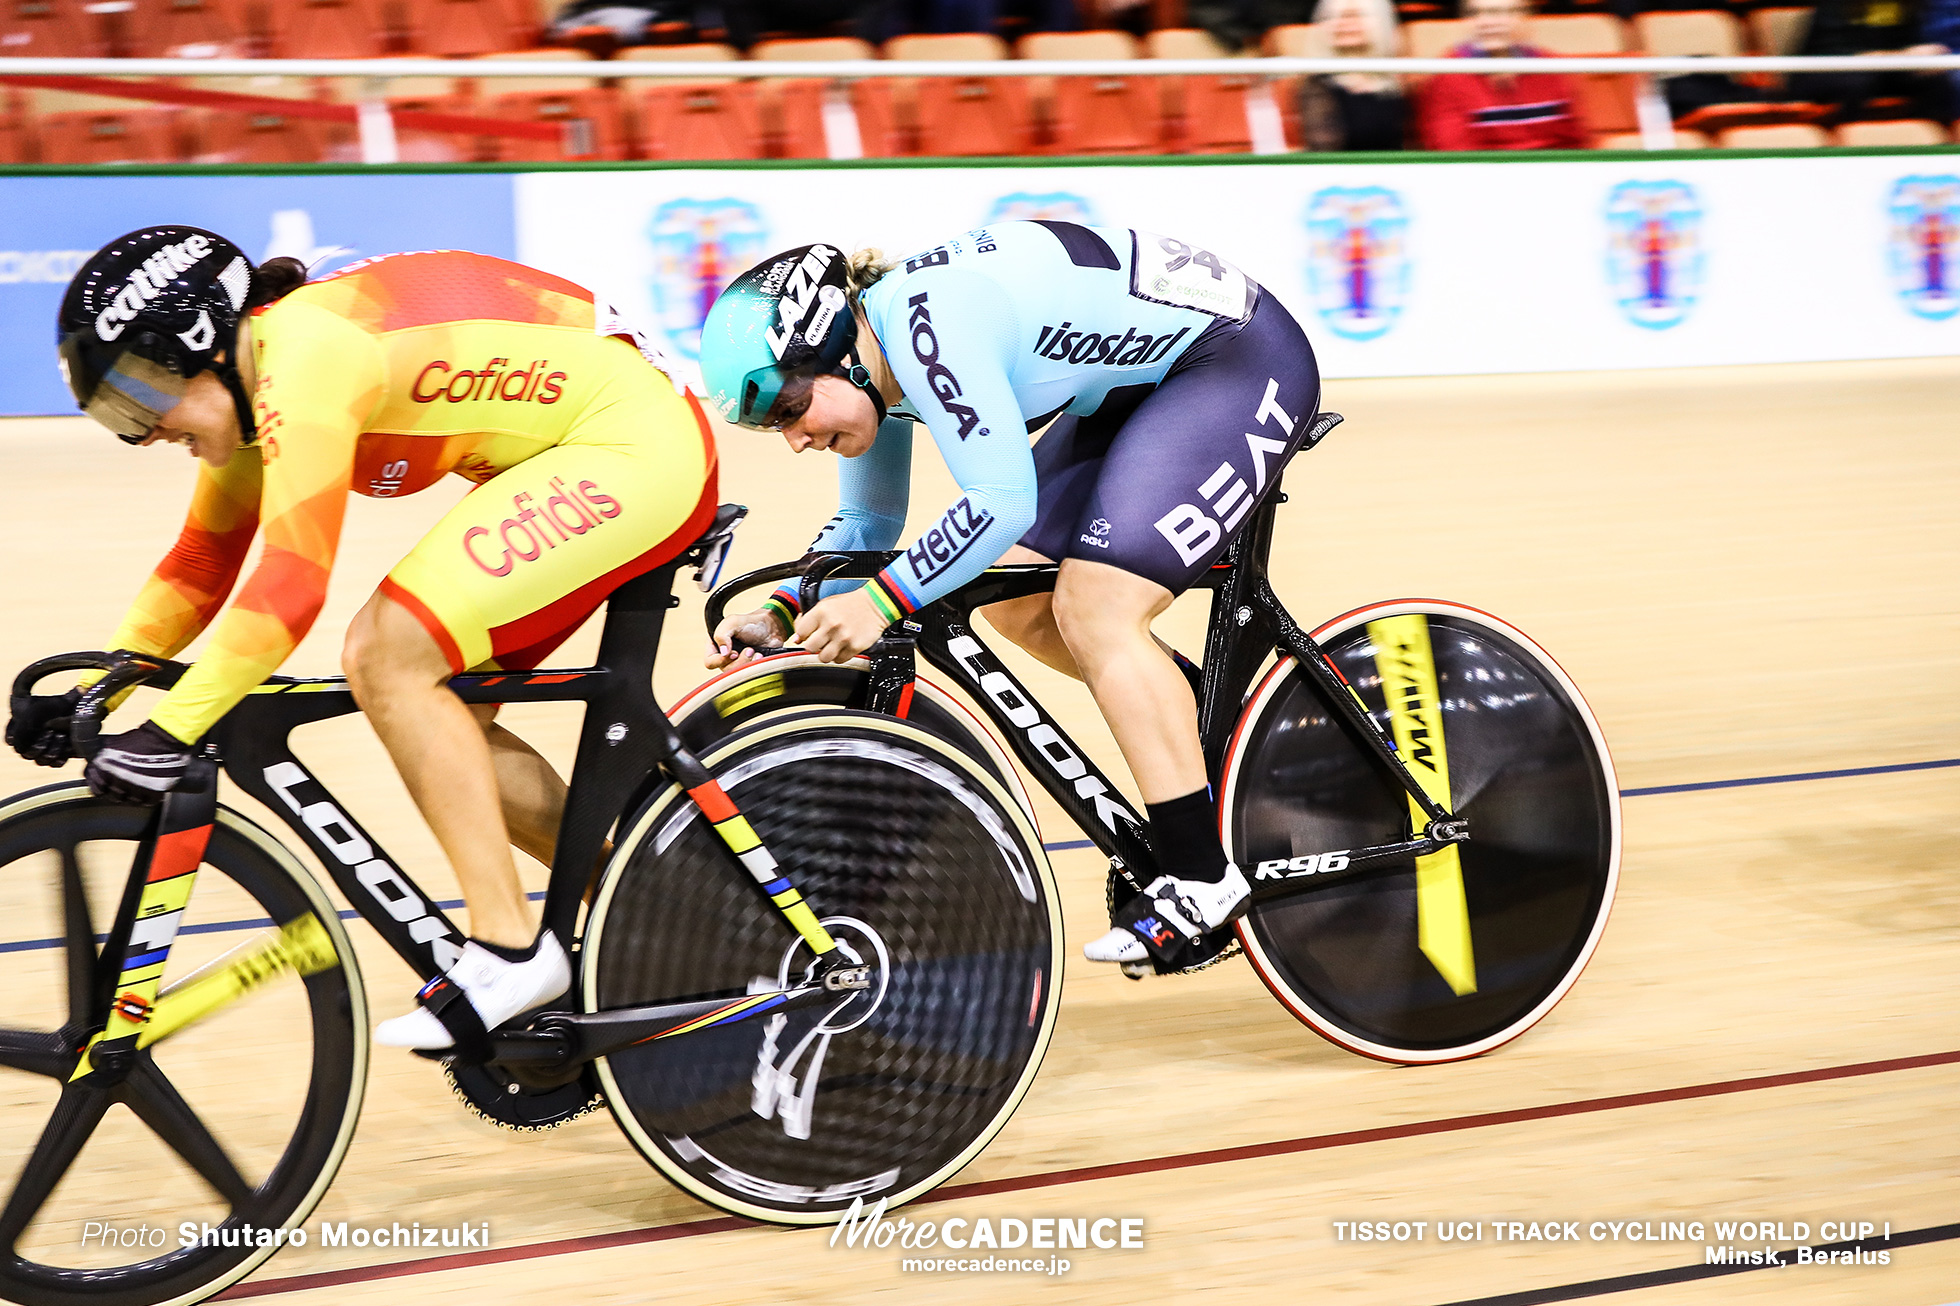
[7,53,1960,76]
[6,52,1957,161]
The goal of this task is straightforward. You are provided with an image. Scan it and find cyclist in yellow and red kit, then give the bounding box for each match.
[9,227,717,1051]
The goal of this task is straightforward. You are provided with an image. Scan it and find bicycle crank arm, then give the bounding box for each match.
[1247,823,1470,904]
[499,976,863,1066]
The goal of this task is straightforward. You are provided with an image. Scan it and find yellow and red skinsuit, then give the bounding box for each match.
[106,251,717,744]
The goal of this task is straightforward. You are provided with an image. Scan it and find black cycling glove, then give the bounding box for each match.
[86,721,196,804]
[6,687,84,767]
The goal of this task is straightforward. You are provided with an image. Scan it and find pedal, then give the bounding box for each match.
[822,965,874,992]
[1121,931,1243,980]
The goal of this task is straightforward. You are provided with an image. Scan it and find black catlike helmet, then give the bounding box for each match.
[57,226,262,444]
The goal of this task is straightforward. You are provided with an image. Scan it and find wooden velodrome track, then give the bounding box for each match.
[0,357,1954,1306]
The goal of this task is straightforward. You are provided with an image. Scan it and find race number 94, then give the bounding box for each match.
[1129,232,1255,323]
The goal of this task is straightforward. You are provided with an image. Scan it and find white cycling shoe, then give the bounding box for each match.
[1083,863,1251,965]
[375,933,571,1051]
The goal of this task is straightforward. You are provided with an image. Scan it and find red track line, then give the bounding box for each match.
[215,1048,1960,1300]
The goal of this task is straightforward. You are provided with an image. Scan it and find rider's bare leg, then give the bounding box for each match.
[1046,558,1206,804]
[468,703,611,900]
[343,593,536,950]
[980,545,1184,686]
[467,704,564,871]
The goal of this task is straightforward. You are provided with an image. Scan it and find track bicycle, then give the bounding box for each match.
[0,507,1064,1305]
[692,412,1622,1062]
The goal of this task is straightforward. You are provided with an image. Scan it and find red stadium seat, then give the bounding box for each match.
[882,30,1005,61]
[1529,13,1629,53]
[1634,10,1744,57]
[1748,5,1811,55]
[851,78,908,156]
[37,109,185,162]
[1571,58,1640,141]
[0,88,31,163]
[872,31,1021,157]
[402,0,529,56]
[1148,29,1254,154]
[749,34,874,62]
[1044,74,1163,154]
[190,105,331,160]
[2,0,104,56]
[1835,119,1948,146]
[1717,120,1828,147]
[486,86,625,160]
[1017,30,1160,155]
[911,76,1035,157]
[635,81,763,159]
[1164,74,1259,153]
[758,78,824,158]
[123,0,252,58]
[265,0,394,58]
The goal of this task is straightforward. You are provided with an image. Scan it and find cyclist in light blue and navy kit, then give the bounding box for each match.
[699,220,1321,972]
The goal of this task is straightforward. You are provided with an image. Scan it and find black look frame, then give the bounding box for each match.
[708,451,1467,902]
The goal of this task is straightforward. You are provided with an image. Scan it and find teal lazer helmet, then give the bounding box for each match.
[699,243,887,430]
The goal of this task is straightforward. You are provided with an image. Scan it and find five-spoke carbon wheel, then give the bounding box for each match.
[0,784,365,1306]
[584,711,1061,1223]
[1222,602,1620,1063]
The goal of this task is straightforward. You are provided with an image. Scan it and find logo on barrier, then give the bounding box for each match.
[647,198,768,358]
[1605,180,1703,330]
[985,192,1097,226]
[1304,186,1409,342]
[1887,174,1959,321]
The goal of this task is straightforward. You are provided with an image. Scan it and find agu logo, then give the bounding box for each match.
[1304,186,1409,342]
[648,198,768,359]
[985,192,1096,225]
[1605,180,1703,330]
[1887,175,1960,321]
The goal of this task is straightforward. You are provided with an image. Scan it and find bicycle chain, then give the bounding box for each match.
[1107,863,1246,979]
[441,1062,605,1133]
[1120,936,1244,980]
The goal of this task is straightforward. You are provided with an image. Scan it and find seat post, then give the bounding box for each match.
[541,560,683,942]
[1196,476,1285,784]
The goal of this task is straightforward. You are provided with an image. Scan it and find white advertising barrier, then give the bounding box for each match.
[513,154,1960,380]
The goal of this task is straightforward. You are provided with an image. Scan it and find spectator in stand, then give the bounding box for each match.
[1789,0,1955,122]
[1417,0,1587,150]
[1300,0,1407,149]
[1924,0,1960,114]
[1190,0,1317,53]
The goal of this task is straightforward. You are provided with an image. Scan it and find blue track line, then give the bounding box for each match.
[1617,756,1960,797]
[2,758,1953,958]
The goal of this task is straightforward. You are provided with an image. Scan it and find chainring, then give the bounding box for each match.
[444,1060,604,1132]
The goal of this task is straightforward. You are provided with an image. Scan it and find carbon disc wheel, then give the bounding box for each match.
[1222,602,1619,1063]
[0,784,365,1306]
[583,711,1061,1223]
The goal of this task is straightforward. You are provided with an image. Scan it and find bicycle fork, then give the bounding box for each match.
[70,764,340,1084]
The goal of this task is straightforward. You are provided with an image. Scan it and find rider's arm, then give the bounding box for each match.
[106,453,263,658]
[147,307,384,744]
[761,416,915,631]
[858,269,1036,623]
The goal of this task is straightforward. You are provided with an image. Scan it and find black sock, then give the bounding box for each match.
[476,935,540,964]
[1146,789,1228,884]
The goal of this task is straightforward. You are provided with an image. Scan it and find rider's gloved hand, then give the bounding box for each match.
[705,607,789,670]
[6,687,84,767]
[86,721,195,804]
